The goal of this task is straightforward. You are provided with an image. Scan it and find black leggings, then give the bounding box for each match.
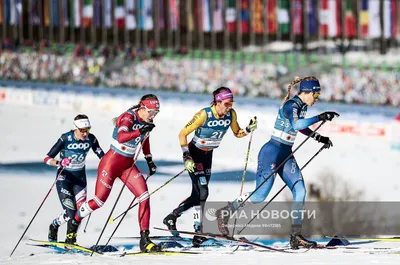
[173,143,213,216]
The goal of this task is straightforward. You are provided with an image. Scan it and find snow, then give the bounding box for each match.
[2,175,400,265]
[1,102,400,264]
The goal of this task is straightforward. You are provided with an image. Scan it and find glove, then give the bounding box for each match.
[315,135,333,148]
[59,157,71,167]
[183,151,195,173]
[318,111,340,122]
[139,123,155,135]
[145,156,157,176]
[245,116,257,133]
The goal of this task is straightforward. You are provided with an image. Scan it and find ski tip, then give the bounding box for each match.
[109,218,114,223]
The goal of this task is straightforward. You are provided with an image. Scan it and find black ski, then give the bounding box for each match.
[153,227,299,253]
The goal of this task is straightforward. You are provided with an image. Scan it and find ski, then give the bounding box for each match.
[326,236,400,242]
[153,227,299,253]
[28,239,105,255]
[113,235,193,242]
[122,250,200,256]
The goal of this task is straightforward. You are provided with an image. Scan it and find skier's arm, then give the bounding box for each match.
[283,102,319,131]
[179,110,206,151]
[116,112,141,143]
[44,134,66,167]
[89,134,105,159]
[230,109,248,138]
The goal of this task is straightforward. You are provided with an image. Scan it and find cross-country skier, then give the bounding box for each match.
[163,87,257,247]
[76,94,161,252]
[45,114,104,244]
[216,76,339,249]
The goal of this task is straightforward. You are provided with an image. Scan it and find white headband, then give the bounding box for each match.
[73,119,91,129]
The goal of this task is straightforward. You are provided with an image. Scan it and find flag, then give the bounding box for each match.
[320,0,341,37]
[202,0,211,32]
[307,0,318,36]
[73,0,82,28]
[50,0,59,26]
[103,0,111,28]
[292,0,303,34]
[0,0,3,24]
[359,0,368,37]
[93,0,101,27]
[213,0,223,31]
[225,0,236,32]
[278,0,289,34]
[240,0,250,33]
[384,0,397,38]
[266,0,277,34]
[139,0,153,30]
[115,0,125,28]
[344,0,356,37]
[158,0,165,29]
[82,0,93,28]
[186,0,194,31]
[8,0,22,25]
[126,0,136,30]
[369,0,381,37]
[169,0,179,30]
[61,0,70,26]
[252,0,263,33]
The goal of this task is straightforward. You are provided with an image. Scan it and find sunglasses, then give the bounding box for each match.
[222,101,234,108]
[313,92,321,99]
[78,128,90,133]
[144,105,160,117]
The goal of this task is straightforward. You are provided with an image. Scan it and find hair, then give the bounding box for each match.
[282,76,319,104]
[211,87,232,106]
[113,94,158,124]
[74,114,89,121]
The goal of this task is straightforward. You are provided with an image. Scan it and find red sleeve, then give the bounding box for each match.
[116,112,141,144]
[142,136,151,157]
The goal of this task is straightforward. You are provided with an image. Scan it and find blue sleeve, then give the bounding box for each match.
[282,101,320,131]
[89,134,105,159]
[46,134,66,158]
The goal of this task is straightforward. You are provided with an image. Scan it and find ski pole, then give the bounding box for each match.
[10,168,64,257]
[90,135,147,256]
[236,144,328,235]
[232,130,254,236]
[110,169,186,223]
[83,214,91,233]
[104,174,151,247]
[234,121,326,212]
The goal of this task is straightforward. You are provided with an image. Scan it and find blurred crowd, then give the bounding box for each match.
[0,43,398,107]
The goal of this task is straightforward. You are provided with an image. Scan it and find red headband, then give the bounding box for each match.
[141,99,160,110]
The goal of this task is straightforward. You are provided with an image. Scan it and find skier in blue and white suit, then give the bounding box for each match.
[217,76,339,249]
[44,114,104,244]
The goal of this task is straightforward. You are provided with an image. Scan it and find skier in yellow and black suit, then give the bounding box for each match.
[163,87,257,247]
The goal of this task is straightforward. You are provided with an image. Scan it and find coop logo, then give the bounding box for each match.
[204,207,217,221]
[132,124,145,130]
[67,143,90,150]
[207,120,231,127]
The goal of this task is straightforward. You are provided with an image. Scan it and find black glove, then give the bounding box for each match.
[139,123,155,135]
[145,157,157,176]
[315,135,333,148]
[318,111,340,122]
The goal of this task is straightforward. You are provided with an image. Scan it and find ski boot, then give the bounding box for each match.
[192,221,207,248]
[65,219,79,245]
[163,213,179,236]
[48,222,59,242]
[216,203,231,235]
[290,234,317,249]
[140,230,162,252]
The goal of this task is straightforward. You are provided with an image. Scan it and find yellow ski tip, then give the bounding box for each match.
[109,218,114,223]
